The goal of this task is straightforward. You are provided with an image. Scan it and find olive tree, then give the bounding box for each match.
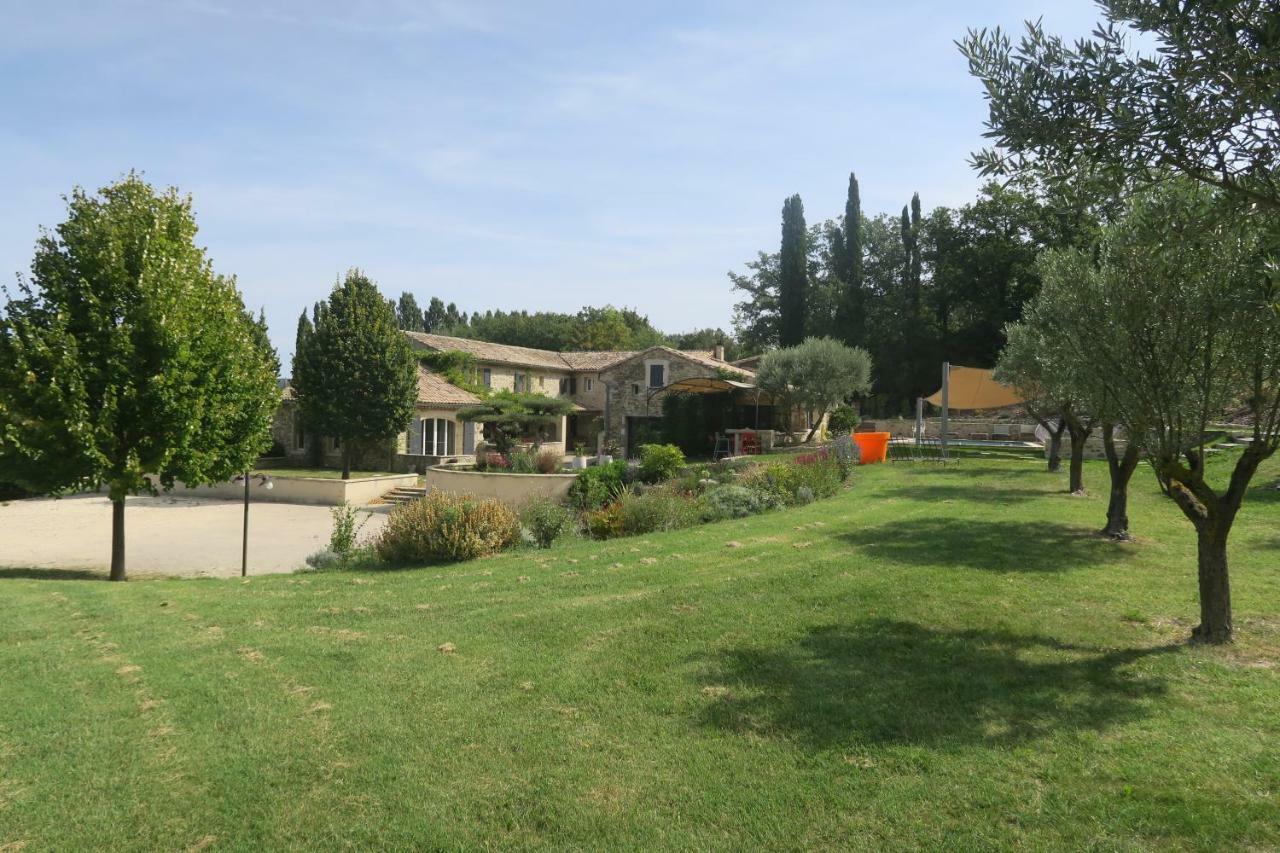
[1041,181,1280,643]
[757,337,873,443]
[961,1,1280,211]
[999,280,1144,538]
[0,175,280,581]
[994,322,1097,493]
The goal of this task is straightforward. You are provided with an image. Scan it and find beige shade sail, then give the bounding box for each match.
[924,365,1024,410]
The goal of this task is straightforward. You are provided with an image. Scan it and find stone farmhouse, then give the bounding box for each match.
[273,332,775,471]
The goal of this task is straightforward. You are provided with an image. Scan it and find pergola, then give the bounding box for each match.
[650,376,774,430]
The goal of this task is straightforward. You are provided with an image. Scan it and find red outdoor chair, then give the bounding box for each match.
[739,430,761,455]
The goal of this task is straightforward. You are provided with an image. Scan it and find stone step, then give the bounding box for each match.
[381,486,428,506]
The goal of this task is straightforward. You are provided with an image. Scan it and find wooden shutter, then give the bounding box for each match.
[409,418,424,455]
[446,420,457,455]
[462,421,476,454]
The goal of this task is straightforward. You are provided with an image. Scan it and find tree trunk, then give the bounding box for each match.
[1192,521,1233,644]
[1100,423,1139,540]
[109,498,126,582]
[341,445,352,480]
[1046,427,1064,473]
[1068,436,1087,493]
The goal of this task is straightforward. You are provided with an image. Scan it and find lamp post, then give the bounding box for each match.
[232,471,274,577]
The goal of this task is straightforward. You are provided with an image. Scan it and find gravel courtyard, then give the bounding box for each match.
[0,493,389,578]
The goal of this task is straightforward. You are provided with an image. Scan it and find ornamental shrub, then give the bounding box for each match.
[828,403,860,435]
[374,491,520,563]
[568,459,628,510]
[520,496,575,548]
[534,448,562,474]
[740,461,800,508]
[476,451,509,471]
[508,447,537,473]
[700,484,768,521]
[327,502,369,554]
[637,443,685,484]
[792,447,851,498]
[583,502,624,539]
[618,488,699,535]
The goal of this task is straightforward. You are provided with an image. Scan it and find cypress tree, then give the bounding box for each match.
[909,192,923,315]
[835,172,865,347]
[291,269,417,479]
[778,194,808,347]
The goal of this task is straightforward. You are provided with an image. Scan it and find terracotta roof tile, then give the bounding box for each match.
[558,350,635,370]
[404,332,570,371]
[402,331,742,377]
[416,365,482,406]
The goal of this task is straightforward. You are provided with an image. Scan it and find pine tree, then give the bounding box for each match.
[291,270,417,479]
[778,194,808,347]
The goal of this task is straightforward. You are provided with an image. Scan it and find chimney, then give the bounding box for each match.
[713,344,725,362]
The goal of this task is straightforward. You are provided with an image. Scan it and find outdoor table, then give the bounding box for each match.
[724,428,753,456]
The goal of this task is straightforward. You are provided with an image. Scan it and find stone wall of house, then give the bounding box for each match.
[570,371,606,410]
[478,363,571,397]
[270,400,422,472]
[598,354,716,453]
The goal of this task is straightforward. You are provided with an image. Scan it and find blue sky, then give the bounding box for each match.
[0,1,1101,363]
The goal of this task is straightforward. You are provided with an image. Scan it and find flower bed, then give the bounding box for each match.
[325,443,852,571]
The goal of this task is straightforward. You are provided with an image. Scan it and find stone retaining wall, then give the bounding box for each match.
[159,473,420,506]
[424,465,576,505]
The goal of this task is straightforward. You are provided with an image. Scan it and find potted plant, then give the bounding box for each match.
[598,441,619,466]
[572,441,589,470]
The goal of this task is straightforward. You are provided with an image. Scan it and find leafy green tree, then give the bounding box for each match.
[961,1,1280,210]
[667,328,738,360]
[457,392,574,454]
[424,296,447,332]
[778,194,808,347]
[729,250,782,353]
[0,175,280,581]
[396,291,424,331]
[291,270,417,479]
[1036,182,1280,643]
[757,337,873,443]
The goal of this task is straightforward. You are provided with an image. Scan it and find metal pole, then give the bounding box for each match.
[940,363,950,462]
[915,397,924,446]
[241,470,249,577]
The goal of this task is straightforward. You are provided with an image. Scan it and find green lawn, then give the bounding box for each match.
[253,468,399,479]
[3,453,1278,849]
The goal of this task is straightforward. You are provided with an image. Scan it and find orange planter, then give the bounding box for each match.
[853,431,891,464]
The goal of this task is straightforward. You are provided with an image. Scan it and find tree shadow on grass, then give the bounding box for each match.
[0,567,107,581]
[1246,481,1280,505]
[893,463,1049,480]
[838,518,1130,572]
[695,620,1175,749]
[896,484,1051,504]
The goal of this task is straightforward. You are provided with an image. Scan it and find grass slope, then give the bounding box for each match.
[2,454,1278,850]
